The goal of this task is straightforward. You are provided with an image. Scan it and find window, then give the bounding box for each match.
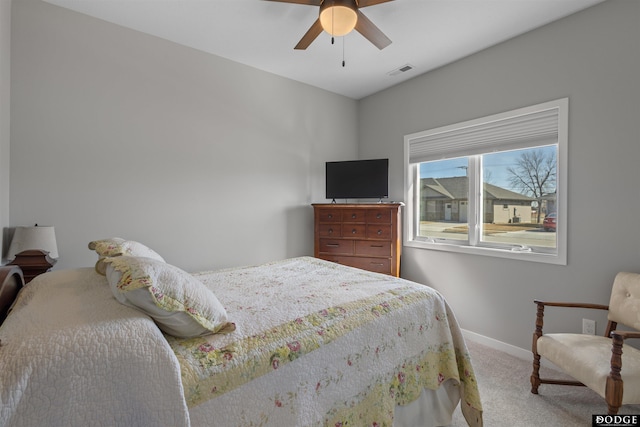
[404,99,568,264]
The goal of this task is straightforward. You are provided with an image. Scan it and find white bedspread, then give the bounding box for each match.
[0,257,482,427]
[0,268,190,427]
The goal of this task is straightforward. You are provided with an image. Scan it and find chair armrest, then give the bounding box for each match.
[532,300,610,342]
[534,300,609,311]
[611,330,640,340]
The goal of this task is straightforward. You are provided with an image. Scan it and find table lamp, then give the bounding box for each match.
[7,225,58,283]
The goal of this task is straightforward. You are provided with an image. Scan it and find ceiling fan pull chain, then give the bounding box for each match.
[342,36,346,67]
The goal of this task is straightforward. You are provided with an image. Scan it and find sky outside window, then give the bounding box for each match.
[420,145,556,192]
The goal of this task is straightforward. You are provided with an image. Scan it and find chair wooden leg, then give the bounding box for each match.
[531,347,541,393]
[531,303,544,394]
[606,334,624,415]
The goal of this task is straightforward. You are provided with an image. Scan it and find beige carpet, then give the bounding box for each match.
[450,339,640,426]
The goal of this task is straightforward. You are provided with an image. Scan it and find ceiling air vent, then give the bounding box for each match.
[387,64,414,77]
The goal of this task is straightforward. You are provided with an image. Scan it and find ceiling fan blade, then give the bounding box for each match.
[354,10,391,50]
[264,0,322,5]
[294,19,324,50]
[357,0,394,7]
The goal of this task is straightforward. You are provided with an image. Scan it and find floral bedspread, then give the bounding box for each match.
[166,257,482,426]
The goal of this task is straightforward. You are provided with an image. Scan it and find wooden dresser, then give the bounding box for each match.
[312,203,402,277]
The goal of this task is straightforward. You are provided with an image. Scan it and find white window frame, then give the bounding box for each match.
[403,98,568,265]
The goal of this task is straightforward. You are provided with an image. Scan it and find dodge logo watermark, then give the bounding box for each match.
[593,415,640,427]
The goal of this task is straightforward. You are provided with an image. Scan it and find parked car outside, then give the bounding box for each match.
[543,212,556,232]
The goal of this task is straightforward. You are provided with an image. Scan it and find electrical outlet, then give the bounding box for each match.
[583,318,596,335]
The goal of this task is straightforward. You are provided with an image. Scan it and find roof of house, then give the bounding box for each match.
[421,176,532,201]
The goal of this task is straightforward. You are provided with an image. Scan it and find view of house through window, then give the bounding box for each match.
[404,98,567,264]
[418,146,557,249]
[419,158,470,242]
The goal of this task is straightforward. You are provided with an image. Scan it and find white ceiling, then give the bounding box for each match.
[43,0,605,100]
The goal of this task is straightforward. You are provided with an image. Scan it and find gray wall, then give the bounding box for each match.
[9,0,358,272]
[358,0,640,351]
[0,0,10,255]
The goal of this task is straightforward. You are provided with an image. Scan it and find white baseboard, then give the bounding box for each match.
[461,329,532,360]
[461,329,559,370]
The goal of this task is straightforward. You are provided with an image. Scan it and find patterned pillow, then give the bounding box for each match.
[88,238,165,275]
[104,256,235,338]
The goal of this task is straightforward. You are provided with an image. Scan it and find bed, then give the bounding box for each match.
[0,248,482,427]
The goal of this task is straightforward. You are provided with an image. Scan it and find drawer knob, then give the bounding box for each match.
[377,229,382,235]
[376,213,382,219]
[328,214,333,219]
[352,214,357,219]
[328,228,333,234]
[352,229,357,234]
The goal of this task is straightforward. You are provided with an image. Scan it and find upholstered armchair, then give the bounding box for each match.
[531,272,640,415]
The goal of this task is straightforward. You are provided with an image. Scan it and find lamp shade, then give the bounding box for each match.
[319,0,358,37]
[8,226,59,259]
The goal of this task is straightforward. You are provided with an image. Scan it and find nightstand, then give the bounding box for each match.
[8,250,57,284]
[7,225,59,284]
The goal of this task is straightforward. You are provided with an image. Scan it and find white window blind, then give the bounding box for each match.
[407,100,564,164]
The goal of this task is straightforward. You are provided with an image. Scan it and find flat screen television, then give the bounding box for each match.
[325,158,389,201]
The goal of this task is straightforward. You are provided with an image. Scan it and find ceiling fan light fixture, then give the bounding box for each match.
[319,0,358,37]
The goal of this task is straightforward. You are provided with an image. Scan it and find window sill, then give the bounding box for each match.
[404,239,566,265]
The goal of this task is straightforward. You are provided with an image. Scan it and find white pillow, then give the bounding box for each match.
[104,256,235,338]
[88,238,165,275]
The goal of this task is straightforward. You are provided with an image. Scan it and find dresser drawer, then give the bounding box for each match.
[342,224,366,238]
[342,209,367,223]
[355,240,391,257]
[366,209,392,224]
[318,224,341,237]
[318,239,354,255]
[366,224,392,240]
[328,256,392,275]
[317,209,342,223]
[313,203,402,277]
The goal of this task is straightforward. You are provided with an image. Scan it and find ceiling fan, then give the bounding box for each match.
[266,0,393,50]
